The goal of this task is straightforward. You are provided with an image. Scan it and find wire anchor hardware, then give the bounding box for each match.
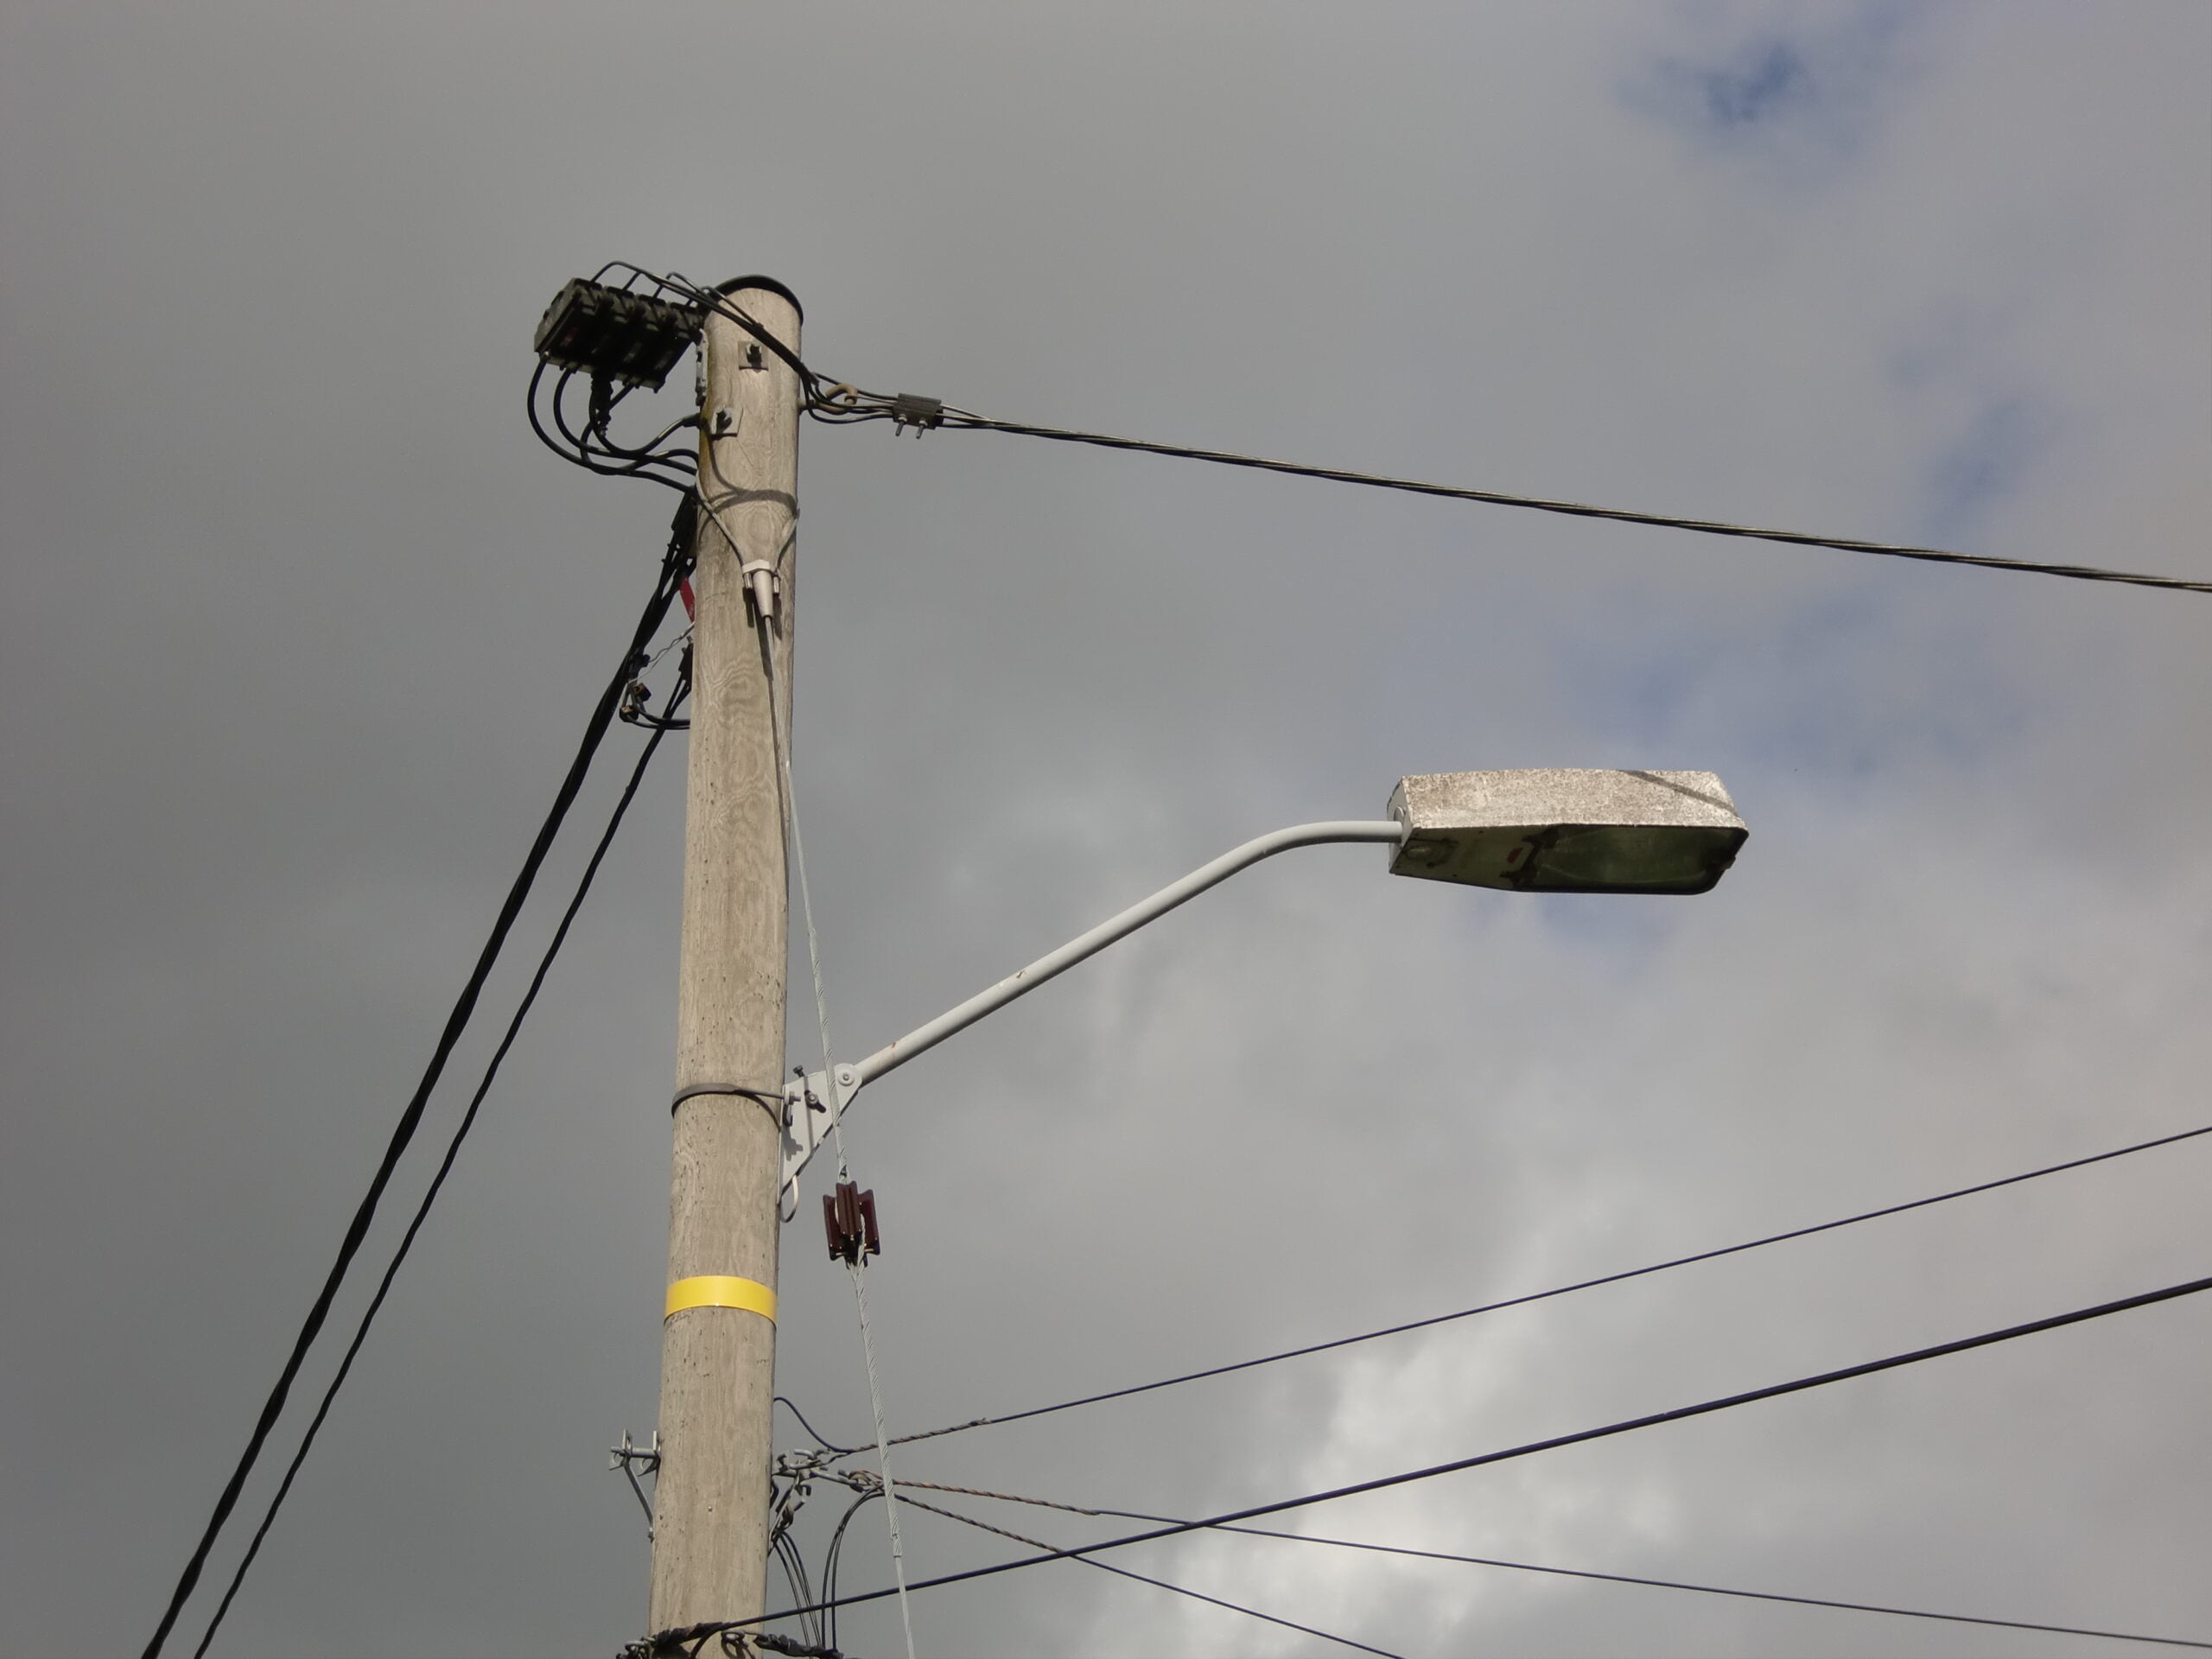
[888,393,943,435]
[609,1429,661,1537]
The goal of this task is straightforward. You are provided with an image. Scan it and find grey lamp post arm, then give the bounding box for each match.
[779,819,1407,1211]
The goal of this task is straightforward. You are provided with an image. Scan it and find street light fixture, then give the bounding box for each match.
[772,768,1746,1210]
[1388,768,1747,895]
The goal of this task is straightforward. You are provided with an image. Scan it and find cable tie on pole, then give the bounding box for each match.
[670,1083,787,1120]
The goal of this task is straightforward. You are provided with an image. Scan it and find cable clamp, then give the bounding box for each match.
[890,392,943,435]
[740,558,781,623]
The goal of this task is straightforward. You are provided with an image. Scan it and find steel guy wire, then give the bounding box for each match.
[640,625,695,679]
[740,502,918,1659]
[885,1477,2212,1653]
[838,1258,913,1659]
[692,1265,2212,1639]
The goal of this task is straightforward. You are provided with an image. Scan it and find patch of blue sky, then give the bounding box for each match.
[1919,391,2063,544]
[1623,1,1925,188]
[1881,295,2067,544]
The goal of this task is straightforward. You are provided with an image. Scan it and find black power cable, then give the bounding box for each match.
[940,1492,2212,1653]
[187,665,692,1657]
[829,1116,2212,1455]
[827,1471,2212,1653]
[895,1490,1403,1658]
[142,507,694,1659]
[896,404,2212,594]
[527,359,699,494]
[1198,1521,2212,1652]
[819,1491,876,1657]
[573,262,2212,596]
[694,1266,2212,1639]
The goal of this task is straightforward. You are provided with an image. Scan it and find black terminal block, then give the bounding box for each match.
[533,277,702,391]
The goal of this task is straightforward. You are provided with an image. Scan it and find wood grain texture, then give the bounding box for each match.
[649,284,800,1637]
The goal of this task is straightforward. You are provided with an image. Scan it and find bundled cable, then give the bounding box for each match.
[143,502,696,1659]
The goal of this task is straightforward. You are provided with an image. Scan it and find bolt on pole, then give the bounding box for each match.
[650,279,802,1637]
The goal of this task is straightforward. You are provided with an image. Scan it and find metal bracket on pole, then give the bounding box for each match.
[780,1063,862,1220]
[610,1430,661,1538]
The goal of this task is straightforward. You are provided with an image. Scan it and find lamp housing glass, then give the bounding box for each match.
[1387,769,1747,895]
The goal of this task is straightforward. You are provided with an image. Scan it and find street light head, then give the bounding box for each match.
[1387,769,1747,895]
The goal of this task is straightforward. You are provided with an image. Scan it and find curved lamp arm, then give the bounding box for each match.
[858,819,1405,1088]
[781,820,1406,1208]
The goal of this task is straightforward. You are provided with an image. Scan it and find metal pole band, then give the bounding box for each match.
[664,1275,778,1324]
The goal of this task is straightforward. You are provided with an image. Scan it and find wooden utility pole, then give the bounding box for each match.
[650,278,802,1637]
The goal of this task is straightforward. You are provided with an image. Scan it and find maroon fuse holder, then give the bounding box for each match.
[823,1180,882,1265]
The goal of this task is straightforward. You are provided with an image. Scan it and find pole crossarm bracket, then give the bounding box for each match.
[778,819,1406,1216]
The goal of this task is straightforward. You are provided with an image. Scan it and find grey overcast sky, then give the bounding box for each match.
[3,3,2209,1656]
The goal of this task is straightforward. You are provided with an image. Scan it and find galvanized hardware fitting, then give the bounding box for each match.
[889,392,943,435]
[779,1064,862,1221]
[740,558,781,623]
[609,1429,660,1537]
[823,1181,881,1265]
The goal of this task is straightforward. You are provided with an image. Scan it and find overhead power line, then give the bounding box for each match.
[142,509,694,1659]
[925,410,2212,594]
[698,1266,2212,1642]
[903,1478,2212,1653]
[1214,1521,2212,1652]
[810,386,2212,593]
[772,1116,2212,1455]
[188,665,692,1658]
[895,1490,1402,1659]
[541,264,2212,594]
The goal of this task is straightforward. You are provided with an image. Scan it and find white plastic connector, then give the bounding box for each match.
[740,559,779,623]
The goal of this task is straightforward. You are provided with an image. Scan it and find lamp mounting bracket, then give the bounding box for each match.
[780,1064,863,1219]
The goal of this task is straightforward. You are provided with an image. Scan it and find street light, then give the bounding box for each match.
[1388,768,1747,895]
[770,768,1746,1210]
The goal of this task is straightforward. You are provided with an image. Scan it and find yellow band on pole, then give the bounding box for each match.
[664,1274,778,1324]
